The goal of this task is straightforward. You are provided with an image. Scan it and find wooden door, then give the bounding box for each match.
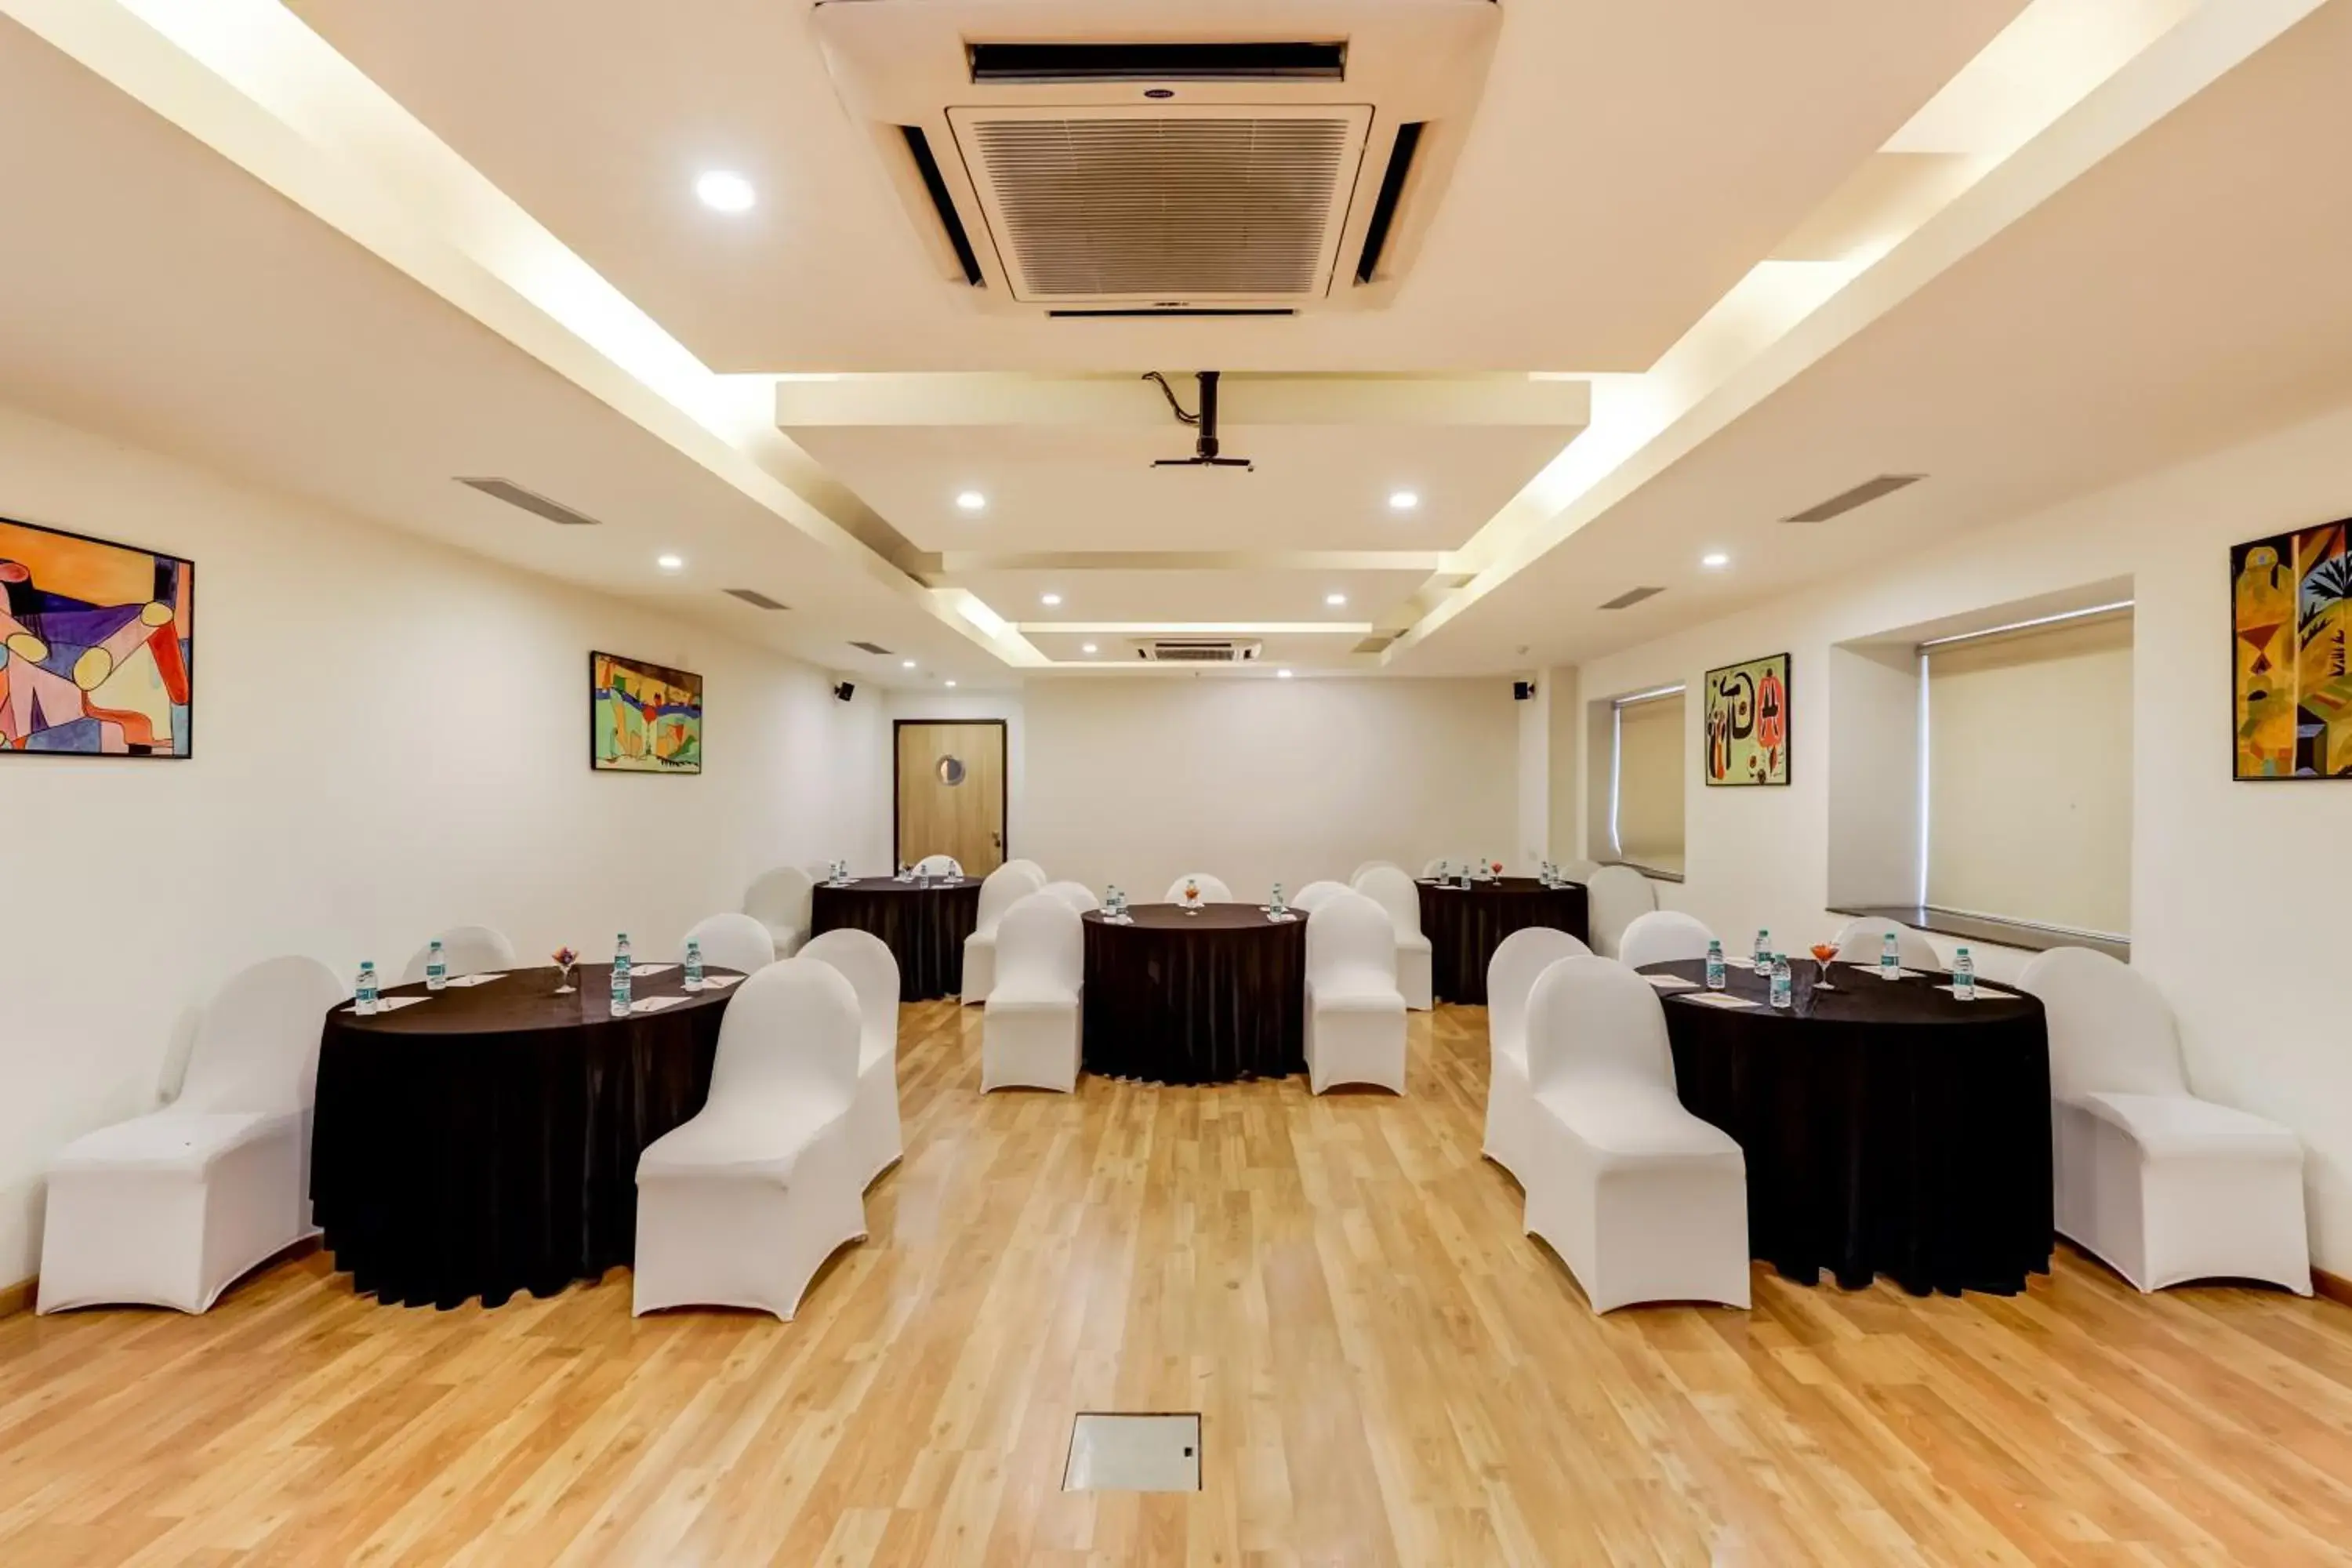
[895,720,1007,876]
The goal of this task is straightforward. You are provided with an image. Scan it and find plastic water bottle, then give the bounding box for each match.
[1753,928,1770,967]
[611,933,633,1017]
[918,862,932,889]
[684,938,704,992]
[354,961,380,1016]
[1953,946,1976,1001]
[1705,938,1726,992]
[1769,953,1793,1010]
[423,939,448,992]
[1879,931,1900,982]
[1270,883,1287,917]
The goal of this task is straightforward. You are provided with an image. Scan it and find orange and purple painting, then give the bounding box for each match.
[591,651,702,774]
[2234,519,2351,779]
[0,516,193,758]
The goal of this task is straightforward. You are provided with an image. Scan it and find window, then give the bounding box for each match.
[1922,606,2132,937]
[1610,686,1686,875]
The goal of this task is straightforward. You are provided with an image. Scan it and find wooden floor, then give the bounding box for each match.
[5,1006,2352,1566]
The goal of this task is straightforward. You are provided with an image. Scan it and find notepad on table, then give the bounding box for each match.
[1644,974,1699,991]
[444,972,504,988]
[1935,982,2011,998]
[697,973,746,989]
[1677,992,1760,1011]
[347,995,429,1014]
[630,962,677,978]
[628,994,688,1014]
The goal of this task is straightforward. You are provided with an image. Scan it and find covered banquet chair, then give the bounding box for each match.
[744,866,816,960]
[960,860,1048,1004]
[982,893,1084,1092]
[1521,956,1749,1312]
[1351,864,1435,1011]
[1351,859,1405,885]
[1163,872,1233,905]
[1831,916,1940,972]
[1302,891,1407,1095]
[1040,880,1102,913]
[2018,946,2309,1295]
[1555,858,1601,883]
[1290,880,1351,912]
[1616,910,1716,971]
[631,959,868,1320]
[681,912,779,978]
[799,928,905,1189]
[39,955,347,1314]
[399,924,517,985]
[913,853,964,877]
[1582,864,1657,959]
[1482,925,1592,1185]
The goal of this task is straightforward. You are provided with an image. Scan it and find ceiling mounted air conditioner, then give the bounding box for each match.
[812,1,1501,316]
[1132,638,1265,663]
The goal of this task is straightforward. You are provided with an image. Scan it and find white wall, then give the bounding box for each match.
[1569,402,2352,1272]
[1014,675,1519,898]
[0,404,885,1285]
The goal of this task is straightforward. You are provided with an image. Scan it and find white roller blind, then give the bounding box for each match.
[1613,691,1686,874]
[1926,614,2132,935]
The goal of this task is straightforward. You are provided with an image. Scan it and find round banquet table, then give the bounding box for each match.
[1417,877,1589,1004]
[1642,957,2053,1297]
[1081,903,1306,1085]
[310,963,738,1309]
[810,876,983,1000]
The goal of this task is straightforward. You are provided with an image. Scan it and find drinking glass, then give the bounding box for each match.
[1809,942,1840,992]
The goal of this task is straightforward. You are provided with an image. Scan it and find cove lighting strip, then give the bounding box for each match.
[1915,599,2133,652]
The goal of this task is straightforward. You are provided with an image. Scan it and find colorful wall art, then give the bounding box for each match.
[2233,518,2350,779]
[1703,652,1790,786]
[591,651,702,774]
[0,516,194,757]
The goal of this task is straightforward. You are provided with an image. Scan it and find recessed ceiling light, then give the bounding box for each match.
[695,170,756,212]
[1040,592,1062,607]
[1388,490,1420,512]
[1325,592,1348,607]
[655,553,684,572]
[945,679,958,688]
[1081,642,1098,655]
[955,490,987,513]
[1277,668,1294,679]
[1701,551,1730,568]
[901,659,916,669]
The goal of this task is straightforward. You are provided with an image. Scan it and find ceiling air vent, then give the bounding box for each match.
[1599,586,1667,610]
[456,477,604,527]
[848,640,895,656]
[815,0,1499,314]
[1132,638,1262,663]
[1782,474,1926,522]
[724,589,789,611]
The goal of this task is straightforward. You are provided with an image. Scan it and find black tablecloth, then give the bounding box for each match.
[811,877,983,1000]
[1417,877,1590,1004]
[1645,958,2053,1297]
[310,964,736,1308]
[1082,904,1305,1085]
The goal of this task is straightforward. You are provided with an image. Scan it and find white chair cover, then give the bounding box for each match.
[1352,865,1435,1011]
[2018,946,2309,1294]
[39,956,347,1314]
[682,911,779,978]
[982,893,1084,1092]
[399,924,518,985]
[1617,910,1716,972]
[632,960,868,1320]
[1831,916,1940,972]
[1164,873,1234,905]
[1040,880,1102,913]
[914,854,964,877]
[961,861,1049,1004]
[1556,858,1601,883]
[1302,891,1406,1095]
[1291,880,1352,912]
[744,866,816,959]
[799,928,904,1189]
[1582,865,1657,959]
[1481,927,1591,1182]
[1521,956,1748,1312]
[1351,859,1405,885]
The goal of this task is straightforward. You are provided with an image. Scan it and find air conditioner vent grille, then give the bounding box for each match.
[1599,586,1666,611]
[1132,638,1263,663]
[960,113,1356,299]
[724,589,789,611]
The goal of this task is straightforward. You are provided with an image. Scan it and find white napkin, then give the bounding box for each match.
[1678,992,1760,1011]
[1871,967,1926,981]
[444,972,504,989]
[347,995,429,1015]
[628,995,688,1014]
[630,963,677,977]
[1266,911,1298,923]
[1643,974,1698,992]
[697,973,746,989]
[1935,982,2009,998]
[1722,956,1759,970]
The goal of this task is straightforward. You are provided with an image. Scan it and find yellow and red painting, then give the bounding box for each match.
[591,651,702,774]
[0,516,194,758]
[2234,519,2351,779]
[1704,652,1790,786]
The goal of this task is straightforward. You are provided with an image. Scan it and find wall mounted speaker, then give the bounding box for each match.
[833,681,856,702]
[1512,680,1536,701]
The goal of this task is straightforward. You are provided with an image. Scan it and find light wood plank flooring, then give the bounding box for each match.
[4,1003,2350,1566]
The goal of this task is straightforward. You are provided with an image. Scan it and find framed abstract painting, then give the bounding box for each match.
[1703,652,1790,786]
[591,651,702,774]
[0,514,194,758]
[2232,518,2350,779]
